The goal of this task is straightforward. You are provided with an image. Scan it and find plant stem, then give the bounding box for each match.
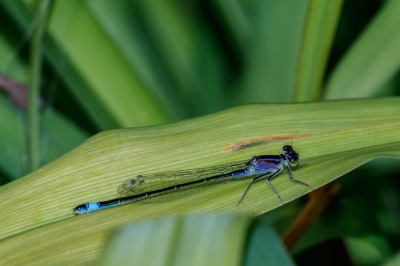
[26,0,51,172]
[282,182,341,250]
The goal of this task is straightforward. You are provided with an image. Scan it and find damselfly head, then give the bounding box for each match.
[282,145,294,154]
[286,151,299,166]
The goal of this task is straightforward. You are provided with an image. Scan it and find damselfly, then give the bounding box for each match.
[74,145,311,214]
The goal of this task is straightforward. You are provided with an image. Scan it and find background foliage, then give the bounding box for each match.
[0,0,399,265]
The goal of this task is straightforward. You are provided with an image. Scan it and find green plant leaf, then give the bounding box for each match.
[0,5,90,179]
[293,0,343,101]
[132,1,210,116]
[97,215,248,266]
[208,0,252,55]
[48,0,170,127]
[0,0,119,129]
[234,0,309,103]
[243,219,295,266]
[86,0,189,121]
[345,235,393,265]
[382,251,400,266]
[97,215,294,266]
[325,0,400,99]
[1,0,171,129]
[0,98,399,264]
[0,96,25,178]
[0,94,89,179]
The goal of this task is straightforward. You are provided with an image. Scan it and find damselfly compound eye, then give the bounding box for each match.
[282,145,293,154]
[286,152,299,166]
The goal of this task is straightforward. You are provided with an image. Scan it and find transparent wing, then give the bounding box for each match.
[131,178,230,203]
[117,160,249,196]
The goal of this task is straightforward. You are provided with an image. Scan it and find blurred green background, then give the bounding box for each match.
[0,0,399,265]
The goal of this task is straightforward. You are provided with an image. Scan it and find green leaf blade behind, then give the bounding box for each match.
[293,0,343,101]
[325,0,400,99]
[48,0,171,127]
[98,215,251,266]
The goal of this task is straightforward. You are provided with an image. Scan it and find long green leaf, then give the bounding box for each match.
[97,215,294,266]
[0,16,89,179]
[244,219,295,266]
[1,0,171,128]
[234,0,309,103]
[133,1,206,116]
[325,0,400,99]
[293,0,343,101]
[97,215,253,266]
[48,0,170,127]
[86,0,189,121]
[0,98,399,263]
[209,0,252,55]
[0,94,89,179]
[0,0,119,129]
[345,235,393,265]
[382,251,400,266]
